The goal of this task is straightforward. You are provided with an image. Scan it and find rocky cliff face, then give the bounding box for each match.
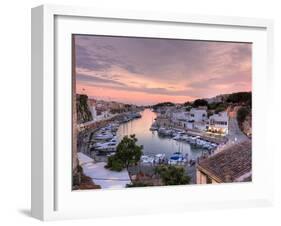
[72,35,79,187]
[76,94,93,124]
[73,94,93,188]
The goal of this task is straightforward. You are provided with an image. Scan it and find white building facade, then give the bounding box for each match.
[189,108,208,122]
[169,107,229,135]
[90,105,116,122]
[171,108,208,131]
[208,111,229,134]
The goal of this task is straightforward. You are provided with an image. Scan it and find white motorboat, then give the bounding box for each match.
[154,153,166,163]
[95,133,114,140]
[188,136,197,144]
[172,134,182,140]
[95,142,117,151]
[181,135,190,141]
[150,125,158,131]
[140,155,155,164]
[109,137,117,144]
[132,112,142,118]
[158,127,173,136]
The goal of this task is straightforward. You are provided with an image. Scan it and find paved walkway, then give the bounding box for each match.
[77,152,131,189]
[227,117,249,143]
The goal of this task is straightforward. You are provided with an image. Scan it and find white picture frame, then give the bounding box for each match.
[31,4,274,221]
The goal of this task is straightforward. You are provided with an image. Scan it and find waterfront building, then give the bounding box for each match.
[92,107,117,122]
[108,101,127,114]
[182,121,194,129]
[169,108,208,131]
[189,108,208,123]
[171,110,191,129]
[193,121,208,131]
[171,110,187,122]
[208,111,229,135]
[88,99,120,122]
[196,141,252,184]
[155,114,171,128]
[172,111,188,121]
[155,106,229,134]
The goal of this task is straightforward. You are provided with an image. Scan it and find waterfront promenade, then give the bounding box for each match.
[78,152,131,189]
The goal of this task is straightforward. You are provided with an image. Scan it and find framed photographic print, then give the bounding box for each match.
[31,4,274,221]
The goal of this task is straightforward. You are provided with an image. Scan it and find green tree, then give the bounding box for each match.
[185,106,192,112]
[153,102,175,110]
[155,165,190,185]
[183,101,192,106]
[207,102,218,110]
[105,156,124,171]
[207,102,228,114]
[227,92,252,106]
[237,107,250,126]
[192,99,208,108]
[106,135,143,180]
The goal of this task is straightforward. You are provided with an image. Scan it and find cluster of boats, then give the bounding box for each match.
[90,123,119,153]
[90,112,142,154]
[151,126,219,151]
[140,153,166,164]
[173,134,218,151]
[140,152,195,166]
[89,110,216,167]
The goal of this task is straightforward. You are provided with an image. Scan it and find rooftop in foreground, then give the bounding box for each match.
[197,140,252,183]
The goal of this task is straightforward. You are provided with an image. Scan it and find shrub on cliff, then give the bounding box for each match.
[227,92,252,106]
[155,165,190,185]
[192,99,208,108]
[237,107,250,126]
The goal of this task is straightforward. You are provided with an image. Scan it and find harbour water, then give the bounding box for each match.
[116,109,206,160]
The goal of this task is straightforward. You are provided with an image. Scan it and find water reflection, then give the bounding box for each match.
[116,109,204,159]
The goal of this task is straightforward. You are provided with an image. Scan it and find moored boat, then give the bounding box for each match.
[168,152,187,165]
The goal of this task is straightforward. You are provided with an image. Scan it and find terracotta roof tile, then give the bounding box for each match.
[197,141,252,182]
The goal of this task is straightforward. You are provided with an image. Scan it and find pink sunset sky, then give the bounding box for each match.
[74,35,252,106]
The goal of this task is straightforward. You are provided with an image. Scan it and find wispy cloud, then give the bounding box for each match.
[74,35,251,104]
